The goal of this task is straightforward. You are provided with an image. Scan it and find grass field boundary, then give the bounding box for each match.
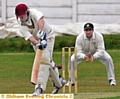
[74,92,120,99]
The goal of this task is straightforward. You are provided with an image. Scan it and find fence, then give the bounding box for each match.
[1,0,120,24]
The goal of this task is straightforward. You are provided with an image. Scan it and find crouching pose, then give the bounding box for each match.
[15,3,66,95]
[66,23,116,86]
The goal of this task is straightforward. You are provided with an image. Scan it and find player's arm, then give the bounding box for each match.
[76,36,86,60]
[93,34,105,59]
[36,17,47,50]
[28,36,38,45]
[27,17,46,49]
[38,17,44,30]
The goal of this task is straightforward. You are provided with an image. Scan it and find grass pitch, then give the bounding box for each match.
[0,50,120,99]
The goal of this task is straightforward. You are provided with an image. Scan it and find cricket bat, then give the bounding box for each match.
[31,49,42,84]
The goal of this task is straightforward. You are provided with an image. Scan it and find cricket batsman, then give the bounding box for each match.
[15,3,66,95]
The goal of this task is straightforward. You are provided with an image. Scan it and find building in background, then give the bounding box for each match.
[1,0,120,25]
[0,0,1,21]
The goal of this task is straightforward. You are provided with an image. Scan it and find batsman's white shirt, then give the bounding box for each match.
[18,8,55,58]
[19,9,54,41]
[76,31,105,59]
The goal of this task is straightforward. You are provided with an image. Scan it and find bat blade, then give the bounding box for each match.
[31,49,42,84]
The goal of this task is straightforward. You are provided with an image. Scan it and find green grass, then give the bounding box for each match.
[0,50,120,99]
[1,34,120,53]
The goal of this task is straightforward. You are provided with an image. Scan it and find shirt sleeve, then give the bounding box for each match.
[19,27,32,41]
[30,9,44,21]
[93,33,105,59]
[76,35,86,59]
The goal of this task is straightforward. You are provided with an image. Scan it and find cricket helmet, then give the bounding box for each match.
[15,3,28,18]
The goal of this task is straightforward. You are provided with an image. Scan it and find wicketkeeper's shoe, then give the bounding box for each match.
[52,77,66,94]
[109,79,116,86]
[33,84,44,96]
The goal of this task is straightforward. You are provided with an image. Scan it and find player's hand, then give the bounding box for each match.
[90,55,94,63]
[84,54,89,62]
[36,30,47,50]
[39,40,47,50]
[37,30,47,40]
[36,40,47,50]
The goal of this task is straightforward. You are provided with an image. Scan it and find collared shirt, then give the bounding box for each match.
[19,9,54,41]
[76,31,105,59]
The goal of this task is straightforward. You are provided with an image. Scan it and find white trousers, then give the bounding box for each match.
[70,51,116,83]
[32,36,62,91]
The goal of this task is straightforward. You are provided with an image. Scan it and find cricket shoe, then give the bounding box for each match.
[52,77,66,94]
[52,85,60,94]
[65,81,75,87]
[109,79,116,86]
[33,84,44,96]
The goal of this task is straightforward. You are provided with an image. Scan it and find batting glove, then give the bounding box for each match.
[36,40,47,50]
[36,30,47,50]
[37,30,47,41]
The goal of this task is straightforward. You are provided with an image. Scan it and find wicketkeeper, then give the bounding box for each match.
[15,3,66,95]
[66,23,116,86]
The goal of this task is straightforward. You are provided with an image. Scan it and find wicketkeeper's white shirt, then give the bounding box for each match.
[76,31,105,59]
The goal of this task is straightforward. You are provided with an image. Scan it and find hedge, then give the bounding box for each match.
[0,34,120,52]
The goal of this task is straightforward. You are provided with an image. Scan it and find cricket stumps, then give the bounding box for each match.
[62,47,77,94]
